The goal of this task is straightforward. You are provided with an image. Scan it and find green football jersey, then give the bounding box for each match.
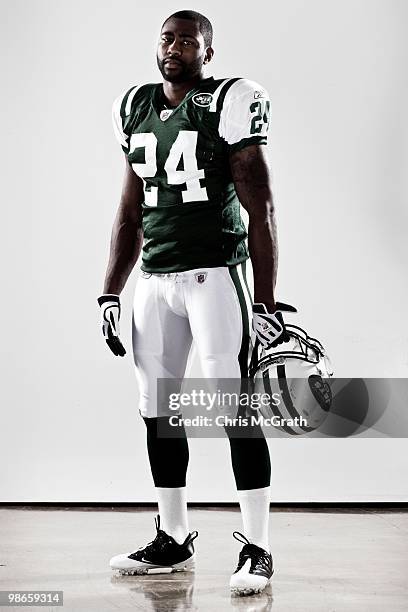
[112,76,271,273]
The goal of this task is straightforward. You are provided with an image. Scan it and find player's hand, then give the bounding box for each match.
[97,294,126,357]
[252,302,297,348]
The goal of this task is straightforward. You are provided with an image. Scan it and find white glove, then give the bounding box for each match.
[252,302,297,348]
[97,294,126,357]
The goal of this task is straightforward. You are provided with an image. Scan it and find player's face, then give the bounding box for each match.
[157,18,210,83]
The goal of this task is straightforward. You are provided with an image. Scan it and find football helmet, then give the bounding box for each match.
[249,310,333,435]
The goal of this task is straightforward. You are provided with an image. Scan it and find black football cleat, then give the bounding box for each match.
[230,531,274,595]
[110,515,198,575]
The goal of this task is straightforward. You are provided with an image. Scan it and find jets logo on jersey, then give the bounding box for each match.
[254,90,265,99]
[192,93,213,107]
[160,109,174,121]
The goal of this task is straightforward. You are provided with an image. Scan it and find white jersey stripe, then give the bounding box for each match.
[112,92,128,148]
[237,263,253,321]
[125,84,143,115]
[238,261,256,352]
[112,84,144,149]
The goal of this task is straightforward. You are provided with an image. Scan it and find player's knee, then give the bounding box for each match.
[199,352,240,378]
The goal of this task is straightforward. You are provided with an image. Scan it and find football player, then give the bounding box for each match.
[98,9,289,596]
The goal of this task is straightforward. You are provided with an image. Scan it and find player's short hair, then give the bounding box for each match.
[162,10,213,47]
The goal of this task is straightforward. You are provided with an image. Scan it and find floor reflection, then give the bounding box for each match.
[111,572,195,611]
[110,572,273,611]
[230,583,273,611]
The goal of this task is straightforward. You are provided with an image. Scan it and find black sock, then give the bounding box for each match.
[143,416,190,487]
[225,424,271,490]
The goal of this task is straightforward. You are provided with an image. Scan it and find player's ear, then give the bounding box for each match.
[203,47,214,64]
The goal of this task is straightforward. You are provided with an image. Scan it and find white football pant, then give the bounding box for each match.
[132,264,253,418]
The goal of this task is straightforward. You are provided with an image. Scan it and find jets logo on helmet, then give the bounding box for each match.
[250,305,333,435]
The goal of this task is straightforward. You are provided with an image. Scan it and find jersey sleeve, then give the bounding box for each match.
[112,85,140,153]
[218,79,271,154]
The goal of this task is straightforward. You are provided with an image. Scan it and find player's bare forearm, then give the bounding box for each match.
[230,145,278,312]
[103,159,144,295]
[103,217,143,295]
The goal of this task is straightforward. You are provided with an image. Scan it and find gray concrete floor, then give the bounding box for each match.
[0,507,407,611]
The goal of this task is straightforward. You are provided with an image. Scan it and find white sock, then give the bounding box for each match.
[237,486,271,552]
[156,487,189,544]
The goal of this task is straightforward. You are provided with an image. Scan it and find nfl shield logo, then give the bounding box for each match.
[160,109,173,121]
[195,272,207,284]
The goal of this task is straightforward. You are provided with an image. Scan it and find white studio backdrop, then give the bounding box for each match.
[0,0,407,502]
